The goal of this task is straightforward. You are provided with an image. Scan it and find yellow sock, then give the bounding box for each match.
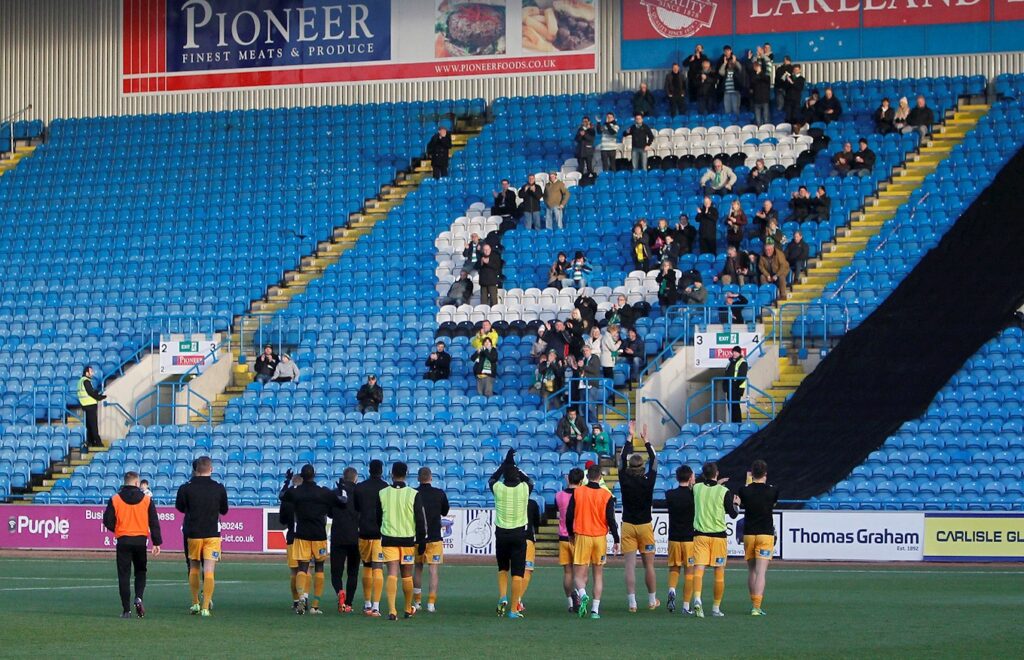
[402,576,414,613]
[497,570,508,599]
[693,569,704,600]
[373,568,384,604]
[386,575,398,616]
[188,567,201,605]
[668,568,680,591]
[290,573,299,601]
[362,567,373,603]
[752,594,763,609]
[520,570,533,604]
[511,576,524,612]
[202,573,215,610]
[295,572,308,599]
[683,572,694,604]
[428,592,437,605]
[713,568,725,607]
[312,572,324,607]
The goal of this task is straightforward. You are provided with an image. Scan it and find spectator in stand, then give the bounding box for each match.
[548,252,570,290]
[683,44,710,100]
[740,49,757,111]
[714,245,751,286]
[530,325,549,362]
[753,199,778,235]
[625,114,655,171]
[599,325,621,402]
[463,232,483,271]
[750,61,772,127]
[784,230,809,284]
[567,308,594,342]
[759,243,790,297]
[780,63,805,125]
[741,159,770,195]
[556,408,586,453]
[650,217,672,250]
[830,141,855,177]
[718,280,749,324]
[679,278,707,305]
[664,63,687,116]
[440,270,473,307]
[700,158,737,196]
[718,51,745,117]
[491,179,518,218]
[893,96,912,134]
[543,320,572,361]
[757,44,776,106]
[696,196,719,255]
[518,174,543,230]
[725,200,747,249]
[567,252,593,288]
[659,233,681,265]
[631,224,653,271]
[798,90,820,129]
[774,55,793,113]
[544,172,570,230]
[253,345,279,385]
[356,375,383,414]
[874,97,896,135]
[696,60,718,114]
[533,350,564,408]
[809,185,831,222]
[762,216,786,247]
[272,354,300,383]
[906,95,935,139]
[851,138,876,178]
[598,113,619,173]
[471,338,498,397]
[605,295,636,330]
[477,243,503,306]
[584,423,612,457]
[569,345,601,420]
[423,341,452,382]
[575,117,596,176]
[632,83,656,117]
[619,327,646,389]
[788,185,811,221]
[819,87,842,124]
[427,127,452,179]
[723,346,748,423]
[586,326,603,357]
[673,214,697,255]
[656,260,678,308]
[471,320,499,350]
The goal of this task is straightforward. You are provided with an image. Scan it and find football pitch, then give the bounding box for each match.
[0,557,1020,658]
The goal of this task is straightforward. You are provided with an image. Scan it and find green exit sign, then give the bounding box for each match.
[715,332,738,343]
[178,341,199,352]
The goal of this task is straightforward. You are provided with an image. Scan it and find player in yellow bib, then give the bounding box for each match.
[377,462,427,621]
[691,461,738,618]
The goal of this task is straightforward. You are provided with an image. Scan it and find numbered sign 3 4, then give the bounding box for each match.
[160,334,219,375]
[694,331,760,369]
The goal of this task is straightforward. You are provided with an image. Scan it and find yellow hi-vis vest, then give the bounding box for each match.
[77,377,98,406]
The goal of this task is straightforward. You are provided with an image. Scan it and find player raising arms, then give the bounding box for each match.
[413,466,449,613]
[378,462,427,621]
[279,464,348,615]
[691,461,738,618]
[664,465,696,614]
[556,468,583,612]
[618,425,659,613]
[354,459,389,616]
[175,456,228,617]
[567,463,620,620]
[738,459,778,616]
[518,495,541,614]
[489,449,533,620]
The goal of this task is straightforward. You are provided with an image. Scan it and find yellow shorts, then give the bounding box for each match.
[416,541,444,565]
[187,537,222,562]
[292,539,329,563]
[359,538,384,564]
[744,534,775,561]
[286,542,298,569]
[621,522,656,555]
[525,540,536,571]
[667,541,695,568]
[693,536,728,567]
[558,540,575,566]
[382,546,416,565]
[572,534,607,566]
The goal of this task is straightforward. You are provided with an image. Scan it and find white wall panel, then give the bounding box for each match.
[1,0,1022,124]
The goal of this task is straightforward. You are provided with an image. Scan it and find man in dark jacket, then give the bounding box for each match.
[780,63,805,124]
[723,346,748,423]
[78,365,107,448]
[331,467,360,613]
[543,320,572,360]
[785,230,810,284]
[696,197,719,255]
[664,63,687,116]
[354,459,389,615]
[631,83,656,117]
[556,408,587,453]
[518,174,543,230]
[491,179,518,218]
[175,455,229,617]
[818,87,842,124]
[773,55,793,111]
[424,341,452,381]
[356,375,383,414]
[624,114,655,171]
[683,44,709,100]
[427,127,452,179]
[851,138,876,177]
[906,95,935,139]
[695,60,718,114]
[618,433,659,612]
[413,467,450,612]
[750,61,772,126]
[574,116,596,175]
[253,345,279,385]
[674,214,697,255]
[440,270,473,307]
[104,471,162,618]
[477,243,503,306]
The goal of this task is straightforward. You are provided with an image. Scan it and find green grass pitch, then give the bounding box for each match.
[0,557,1020,658]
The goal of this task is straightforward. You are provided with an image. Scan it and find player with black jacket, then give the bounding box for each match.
[331,467,361,613]
[413,467,450,612]
[354,459,389,615]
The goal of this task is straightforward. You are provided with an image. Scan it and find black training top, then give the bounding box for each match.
[175,475,229,539]
[664,485,695,542]
[354,476,389,540]
[279,481,345,542]
[618,441,657,525]
[525,498,541,543]
[331,481,360,545]
[416,483,451,543]
[738,482,778,536]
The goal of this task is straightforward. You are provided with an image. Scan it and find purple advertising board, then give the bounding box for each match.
[0,505,265,552]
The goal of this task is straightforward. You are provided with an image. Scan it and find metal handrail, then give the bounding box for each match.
[772,301,851,351]
[685,377,776,424]
[104,400,138,427]
[133,338,226,427]
[543,377,632,430]
[2,104,33,158]
[640,395,682,431]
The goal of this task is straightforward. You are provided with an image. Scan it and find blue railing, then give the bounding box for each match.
[685,376,776,424]
[543,377,632,431]
[133,339,227,428]
[640,395,682,432]
[772,302,851,357]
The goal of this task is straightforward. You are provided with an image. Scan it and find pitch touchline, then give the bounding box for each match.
[0,580,245,592]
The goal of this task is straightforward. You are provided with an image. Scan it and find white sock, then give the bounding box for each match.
[577,587,587,598]
[668,588,676,596]
[372,601,380,611]
[567,596,574,608]
[413,588,422,596]
[364,600,372,609]
[712,604,721,614]
[648,593,658,606]
[627,593,637,608]
[683,601,691,611]
[592,599,601,613]
[427,603,435,612]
